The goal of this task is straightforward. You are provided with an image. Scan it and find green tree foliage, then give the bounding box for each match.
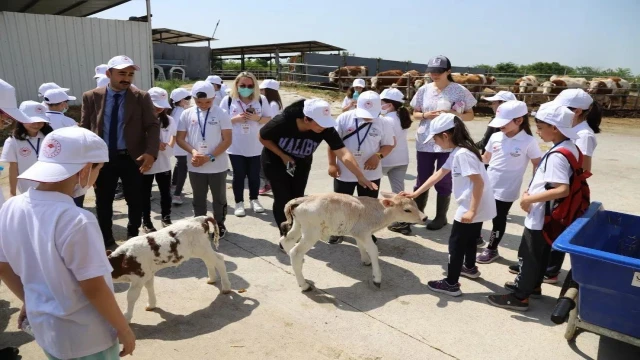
[475,62,635,79]
[493,62,520,74]
[221,60,271,71]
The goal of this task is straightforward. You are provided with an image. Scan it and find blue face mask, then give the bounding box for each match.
[353,91,360,100]
[61,107,68,114]
[238,87,254,97]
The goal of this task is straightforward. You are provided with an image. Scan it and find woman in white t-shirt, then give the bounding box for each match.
[328,91,395,244]
[141,88,176,233]
[410,55,477,231]
[401,113,496,297]
[220,72,273,217]
[0,101,53,197]
[258,79,283,195]
[475,101,542,264]
[169,88,192,205]
[341,79,365,113]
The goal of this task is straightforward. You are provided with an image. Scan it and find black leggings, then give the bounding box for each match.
[333,179,381,198]
[447,221,483,284]
[172,155,188,196]
[142,170,172,221]
[487,199,514,250]
[263,160,311,235]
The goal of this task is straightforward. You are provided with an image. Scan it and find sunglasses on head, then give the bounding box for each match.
[239,84,254,89]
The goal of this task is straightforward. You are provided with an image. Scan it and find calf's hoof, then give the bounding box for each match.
[372,280,382,289]
[301,282,313,292]
[221,289,232,294]
[362,261,372,267]
[207,279,217,285]
[145,305,156,311]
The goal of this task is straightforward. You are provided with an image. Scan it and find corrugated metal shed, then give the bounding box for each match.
[0,11,152,104]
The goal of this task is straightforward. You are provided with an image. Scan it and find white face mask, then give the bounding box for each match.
[72,166,92,198]
[380,104,392,115]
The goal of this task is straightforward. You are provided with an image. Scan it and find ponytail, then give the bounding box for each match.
[437,117,482,161]
[169,98,176,110]
[585,102,602,134]
[386,99,412,129]
[518,113,533,135]
[158,110,169,129]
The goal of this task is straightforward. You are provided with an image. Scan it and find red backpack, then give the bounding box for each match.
[541,147,591,245]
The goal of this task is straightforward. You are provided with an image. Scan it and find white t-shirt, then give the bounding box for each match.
[148,116,177,174]
[573,121,597,157]
[45,111,77,130]
[177,106,231,174]
[0,189,116,359]
[212,88,226,108]
[335,110,394,182]
[342,96,356,111]
[269,100,282,116]
[220,95,273,157]
[171,107,188,156]
[524,141,579,230]
[442,147,497,223]
[486,131,542,202]
[0,133,45,194]
[381,111,409,167]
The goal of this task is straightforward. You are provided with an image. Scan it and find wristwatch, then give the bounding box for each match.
[376,152,384,159]
[208,154,216,162]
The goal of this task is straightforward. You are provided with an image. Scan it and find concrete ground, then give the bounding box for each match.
[2,85,640,359]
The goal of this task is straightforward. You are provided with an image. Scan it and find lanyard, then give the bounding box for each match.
[26,138,41,156]
[237,100,249,113]
[355,119,372,152]
[527,139,568,189]
[197,108,210,141]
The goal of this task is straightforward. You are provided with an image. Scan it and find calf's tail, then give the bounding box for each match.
[202,217,220,249]
[280,197,305,236]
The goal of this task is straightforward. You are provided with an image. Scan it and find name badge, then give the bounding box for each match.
[241,122,251,135]
[353,150,363,158]
[198,142,209,154]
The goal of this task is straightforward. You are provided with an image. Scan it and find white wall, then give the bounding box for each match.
[0,12,152,105]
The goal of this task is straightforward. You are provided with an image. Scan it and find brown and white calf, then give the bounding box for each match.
[540,77,589,101]
[514,75,539,102]
[107,216,231,322]
[452,73,498,99]
[371,69,404,92]
[394,70,424,94]
[328,66,368,89]
[279,193,427,291]
[588,77,631,109]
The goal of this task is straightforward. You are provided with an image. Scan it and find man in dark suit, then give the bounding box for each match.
[81,55,160,247]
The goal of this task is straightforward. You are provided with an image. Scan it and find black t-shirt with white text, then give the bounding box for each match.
[260,113,345,166]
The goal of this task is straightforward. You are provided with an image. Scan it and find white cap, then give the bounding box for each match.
[96,75,110,88]
[206,75,223,85]
[148,87,171,109]
[191,81,215,99]
[381,88,404,103]
[424,113,457,143]
[107,55,140,71]
[170,88,191,102]
[554,89,593,110]
[94,64,109,78]
[43,88,77,104]
[535,102,578,140]
[260,79,280,90]
[483,91,517,102]
[303,98,335,128]
[19,101,50,123]
[355,91,382,119]
[0,79,31,123]
[19,127,109,183]
[489,100,529,128]
[352,78,366,88]
[38,82,69,97]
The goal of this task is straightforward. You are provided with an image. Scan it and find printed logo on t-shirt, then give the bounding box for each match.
[19,147,31,157]
[42,139,62,158]
[492,144,501,152]
[510,146,522,157]
[278,137,319,158]
[191,118,197,125]
[347,127,355,133]
[369,126,380,137]
[452,166,461,178]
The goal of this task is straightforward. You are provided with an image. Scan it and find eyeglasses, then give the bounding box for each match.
[239,84,255,89]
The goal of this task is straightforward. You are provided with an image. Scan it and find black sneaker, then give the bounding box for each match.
[161,217,172,228]
[504,281,542,298]
[508,264,520,274]
[328,235,343,244]
[218,224,227,239]
[142,223,157,234]
[487,293,529,311]
[427,278,462,297]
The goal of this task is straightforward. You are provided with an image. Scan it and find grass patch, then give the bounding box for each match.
[155,79,194,94]
[280,84,342,102]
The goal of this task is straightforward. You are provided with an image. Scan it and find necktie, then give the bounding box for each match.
[109,93,121,151]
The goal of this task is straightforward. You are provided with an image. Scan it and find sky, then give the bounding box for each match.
[93,0,640,74]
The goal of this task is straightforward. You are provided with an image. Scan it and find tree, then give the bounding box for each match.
[493,62,520,74]
[522,62,574,76]
[474,64,494,72]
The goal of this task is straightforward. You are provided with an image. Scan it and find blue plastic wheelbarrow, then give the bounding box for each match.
[553,202,640,345]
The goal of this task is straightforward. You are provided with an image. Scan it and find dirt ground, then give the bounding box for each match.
[1,84,640,359]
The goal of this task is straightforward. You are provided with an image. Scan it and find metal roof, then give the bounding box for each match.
[1,0,131,17]
[211,41,344,56]
[152,28,215,45]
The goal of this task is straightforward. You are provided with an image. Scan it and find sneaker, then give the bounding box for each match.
[477,248,500,264]
[387,222,412,235]
[142,223,157,234]
[508,264,520,274]
[504,281,542,298]
[487,293,529,311]
[234,202,246,217]
[476,236,485,247]
[172,195,184,205]
[427,279,462,297]
[543,274,559,284]
[259,184,272,195]
[218,224,227,239]
[328,235,344,244]
[460,265,481,279]
[161,217,172,228]
[251,199,265,213]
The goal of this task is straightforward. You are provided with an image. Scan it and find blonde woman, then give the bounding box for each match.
[220,72,273,217]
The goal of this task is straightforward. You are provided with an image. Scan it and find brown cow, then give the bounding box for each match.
[371,70,404,92]
[394,70,425,94]
[328,66,368,89]
[452,74,498,99]
[588,77,631,109]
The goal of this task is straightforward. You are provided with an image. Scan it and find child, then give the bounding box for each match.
[0,101,53,197]
[487,101,579,311]
[543,88,600,282]
[476,91,517,155]
[206,75,226,107]
[176,81,232,238]
[220,72,273,217]
[141,87,176,232]
[37,82,68,109]
[379,88,413,235]
[476,101,542,264]
[328,90,395,244]
[42,88,78,130]
[258,79,283,195]
[400,113,496,296]
[170,87,192,205]
[0,126,135,359]
[341,79,365,112]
